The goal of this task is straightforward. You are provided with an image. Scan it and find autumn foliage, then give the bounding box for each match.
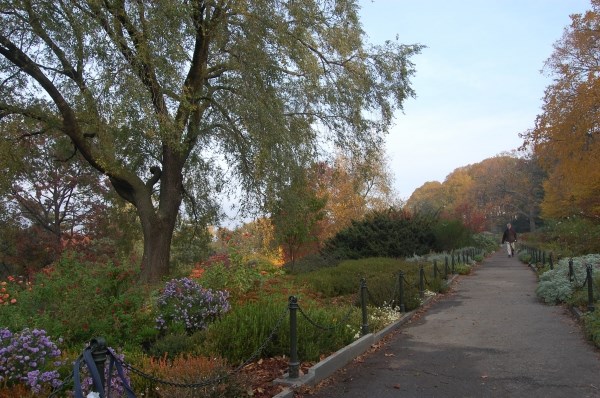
[406,154,544,233]
[521,0,600,220]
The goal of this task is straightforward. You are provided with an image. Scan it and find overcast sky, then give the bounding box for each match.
[358,0,591,199]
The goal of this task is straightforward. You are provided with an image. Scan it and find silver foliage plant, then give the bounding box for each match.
[535,254,600,304]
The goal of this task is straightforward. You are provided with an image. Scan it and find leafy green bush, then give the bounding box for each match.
[518,251,532,264]
[525,218,600,256]
[568,263,600,305]
[0,252,155,349]
[146,331,207,360]
[431,220,473,252]
[294,258,447,311]
[295,258,404,297]
[196,251,283,300]
[200,261,263,296]
[454,264,472,275]
[204,293,359,363]
[283,253,340,275]
[583,310,600,349]
[471,232,499,254]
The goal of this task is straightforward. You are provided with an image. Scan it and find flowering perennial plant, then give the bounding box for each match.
[156,278,231,334]
[369,302,402,326]
[419,290,437,305]
[0,327,64,394]
[0,275,31,305]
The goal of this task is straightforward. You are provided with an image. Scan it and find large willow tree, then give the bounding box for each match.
[0,0,422,282]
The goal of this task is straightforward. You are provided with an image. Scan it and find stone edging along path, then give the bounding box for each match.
[272,253,594,398]
[272,273,460,398]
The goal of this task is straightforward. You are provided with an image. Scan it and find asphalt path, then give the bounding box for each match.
[302,250,600,398]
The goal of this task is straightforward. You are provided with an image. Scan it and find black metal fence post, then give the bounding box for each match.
[419,265,425,298]
[360,278,369,335]
[444,256,449,279]
[569,258,574,282]
[433,260,438,280]
[542,251,546,266]
[587,265,595,312]
[549,253,554,270]
[288,296,300,379]
[451,253,456,274]
[90,337,107,396]
[398,271,405,312]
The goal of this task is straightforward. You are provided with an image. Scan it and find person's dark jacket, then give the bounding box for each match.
[502,227,517,243]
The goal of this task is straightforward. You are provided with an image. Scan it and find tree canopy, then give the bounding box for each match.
[0,0,423,281]
[521,0,600,219]
[406,154,544,232]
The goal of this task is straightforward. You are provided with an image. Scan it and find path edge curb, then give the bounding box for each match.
[272,275,459,398]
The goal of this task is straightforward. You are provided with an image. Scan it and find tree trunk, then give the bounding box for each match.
[110,149,184,284]
[139,215,176,283]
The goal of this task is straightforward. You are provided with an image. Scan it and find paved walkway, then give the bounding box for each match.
[302,250,600,398]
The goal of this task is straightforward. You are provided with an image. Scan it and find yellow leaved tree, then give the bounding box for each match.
[522,1,600,219]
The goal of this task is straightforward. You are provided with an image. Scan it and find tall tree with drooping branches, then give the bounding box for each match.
[0,0,423,282]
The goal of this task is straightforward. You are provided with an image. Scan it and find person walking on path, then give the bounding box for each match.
[502,222,517,257]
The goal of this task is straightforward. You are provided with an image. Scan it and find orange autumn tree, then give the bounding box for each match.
[522,1,600,219]
[406,167,483,230]
[271,151,398,265]
[405,181,446,216]
[316,152,397,242]
[406,154,544,232]
[468,155,544,231]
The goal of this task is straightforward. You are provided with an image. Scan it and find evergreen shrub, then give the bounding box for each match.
[432,220,473,252]
[321,208,436,260]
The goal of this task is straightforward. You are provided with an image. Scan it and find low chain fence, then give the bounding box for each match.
[521,245,596,313]
[48,248,483,397]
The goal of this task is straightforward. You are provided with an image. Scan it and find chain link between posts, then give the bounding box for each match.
[49,305,290,395]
